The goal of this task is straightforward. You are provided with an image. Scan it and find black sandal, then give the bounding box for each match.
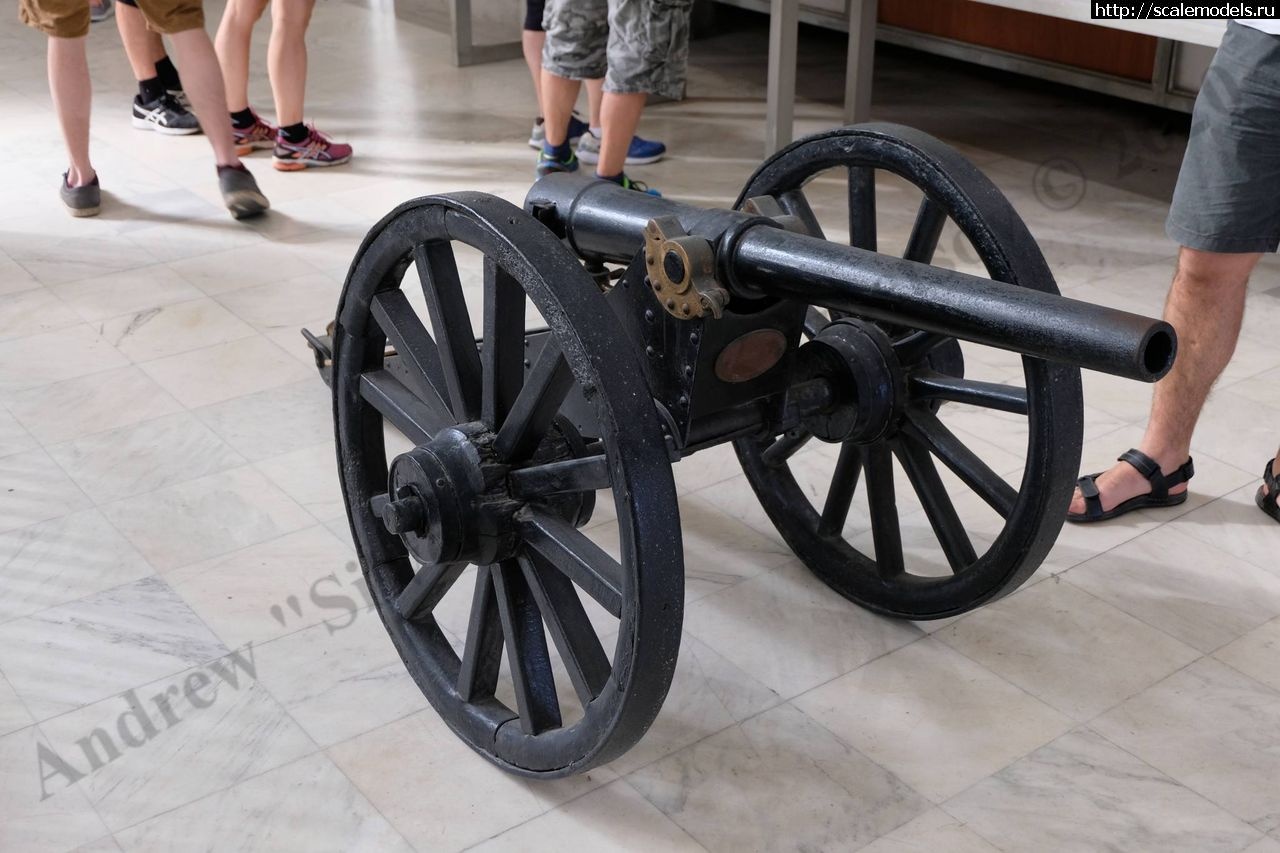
[1068,448,1194,523]
[1255,458,1280,523]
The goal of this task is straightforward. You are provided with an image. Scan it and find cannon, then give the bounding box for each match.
[309,124,1175,778]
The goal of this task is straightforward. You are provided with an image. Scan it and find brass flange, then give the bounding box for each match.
[643,216,728,320]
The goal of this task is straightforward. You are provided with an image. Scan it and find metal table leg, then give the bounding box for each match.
[449,0,523,67]
[844,0,877,124]
[764,0,799,155]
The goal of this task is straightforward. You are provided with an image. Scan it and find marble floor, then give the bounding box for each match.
[2,4,1280,852]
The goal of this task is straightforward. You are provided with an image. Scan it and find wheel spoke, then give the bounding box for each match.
[776,189,826,239]
[848,166,877,251]
[370,289,451,412]
[396,561,467,620]
[457,567,504,702]
[494,340,573,462]
[903,409,1017,518]
[482,258,527,429]
[359,371,451,445]
[863,442,904,578]
[909,371,1029,415]
[903,195,947,264]
[894,438,977,572]
[519,508,623,618]
[492,559,561,734]
[414,241,482,422]
[519,554,611,706]
[508,455,611,499]
[762,430,811,467]
[819,442,862,536]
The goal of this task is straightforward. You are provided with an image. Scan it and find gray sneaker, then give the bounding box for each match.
[132,94,200,136]
[217,165,270,220]
[90,0,114,23]
[60,172,101,217]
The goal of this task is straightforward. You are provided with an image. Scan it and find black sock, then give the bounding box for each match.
[597,171,625,185]
[154,55,181,92]
[280,122,308,144]
[230,108,256,130]
[138,76,165,104]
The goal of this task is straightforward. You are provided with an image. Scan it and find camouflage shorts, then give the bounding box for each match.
[542,0,692,101]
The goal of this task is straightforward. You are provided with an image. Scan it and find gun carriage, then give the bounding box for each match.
[308,124,1175,778]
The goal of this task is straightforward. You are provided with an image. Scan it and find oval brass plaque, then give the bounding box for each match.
[714,328,788,383]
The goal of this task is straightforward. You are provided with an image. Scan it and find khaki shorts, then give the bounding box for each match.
[20,0,203,38]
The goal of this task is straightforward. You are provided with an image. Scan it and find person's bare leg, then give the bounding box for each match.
[540,70,581,146]
[522,29,544,105]
[1069,246,1260,514]
[116,2,166,79]
[585,77,603,129]
[48,36,95,186]
[267,0,315,126]
[166,30,241,165]
[596,91,644,177]
[214,0,268,113]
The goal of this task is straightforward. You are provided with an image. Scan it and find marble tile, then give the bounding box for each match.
[97,297,256,362]
[0,671,32,737]
[328,710,616,852]
[472,779,705,852]
[254,442,346,523]
[606,634,782,776]
[628,702,929,852]
[1215,617,1280,694]
[49,264,205,323]
[0,232,159,286]
[796,637,1072,802]
[0,508,154,624]
[0,285,81,342]
[101,466,313,572]
[114,753,411,852]
[165,526,360,647]
[140,334,312,409]
[857,808,1000,853]
[1185,389,1280,477]
[0,408,37,457]
[0,251,39,295]
[1094,658,1280,831]
[1176,485,1280,579]
[194,379,333,462]
[72,836,123,852]
[4,365,184,445]
[252,605,426,747]
[939,578,1200,721]
[38,654,316,831]
[48,412,246,504]
[0,324,129,397]
[683,562,923,698]
[1069,525,1280,653]
[215,272,343,333]
[1245,837,1280,853]
[0,575,227,720]
[0,725,110,852]
[167,242,326,296]
[946,728,1262,853]
[0,447,92,533]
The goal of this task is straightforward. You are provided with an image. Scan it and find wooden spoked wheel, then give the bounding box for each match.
[331,193,683,776]
[733,124,1084,620]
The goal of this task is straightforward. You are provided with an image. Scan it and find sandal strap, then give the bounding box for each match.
[1117,448,1168,498]
[1263,459,1279,509]
[1076,474,1104,519]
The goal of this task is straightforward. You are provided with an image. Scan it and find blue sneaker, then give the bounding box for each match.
[577,130,667,166]
[536,149,579,178]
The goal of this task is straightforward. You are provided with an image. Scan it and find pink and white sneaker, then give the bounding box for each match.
[272,126,353,171]
[233,111,278,156]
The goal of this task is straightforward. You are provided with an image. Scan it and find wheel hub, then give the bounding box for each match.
[798,318,905,444]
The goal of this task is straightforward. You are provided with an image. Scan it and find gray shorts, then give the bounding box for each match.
[542,0,692,101]
[1167,20,1280,254]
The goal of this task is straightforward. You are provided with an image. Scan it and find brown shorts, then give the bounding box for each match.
[19,0,203,38]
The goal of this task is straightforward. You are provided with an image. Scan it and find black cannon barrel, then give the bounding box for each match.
[526,175,1175,382]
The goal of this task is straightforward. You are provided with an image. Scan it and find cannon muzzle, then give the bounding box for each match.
[527,174,1175,383]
